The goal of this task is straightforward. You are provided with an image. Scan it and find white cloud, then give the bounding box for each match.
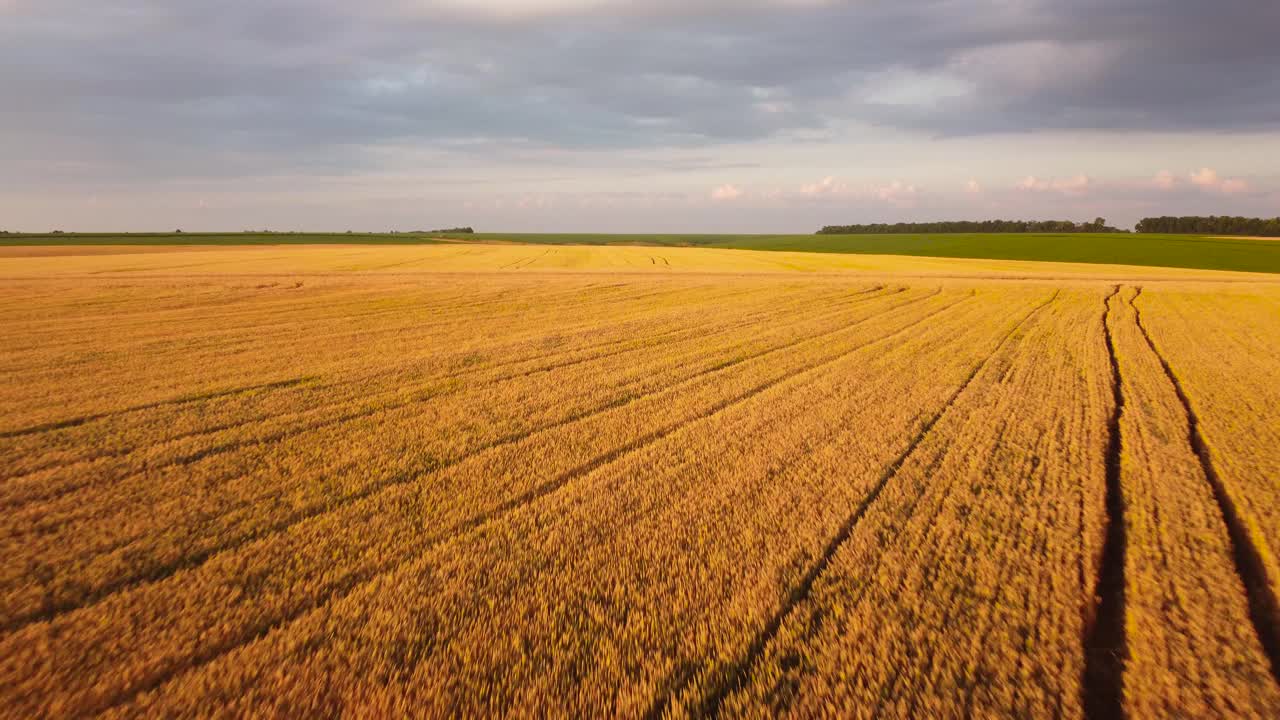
[791,176,919,206]
[964,179,982,194]
[1152,170,1176,190]
[875,180,918,205]
[1055,174,1091,194]
[1189,167,1250,194]
[1189,167,1220,188]
[1016,174,1091,195]
[516,194,553,209]
[799,176,847,196]
[710,183,743,201]
[1017,176,1046,191]
[1220,178,1250,194]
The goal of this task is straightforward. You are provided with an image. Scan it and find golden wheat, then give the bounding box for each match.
[1,245,1279,718]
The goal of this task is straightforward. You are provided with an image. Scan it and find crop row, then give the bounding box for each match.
[6,273,1279,717]
[0,280,864,491]
[708,289,1100,717]
[1105,287,1280,715]
[0,285,990,716]
[86,289,1040,717]
[0,277,776,431]
[1,284,912,631]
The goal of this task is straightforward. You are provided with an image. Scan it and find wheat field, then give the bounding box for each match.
[2,244,1279,718]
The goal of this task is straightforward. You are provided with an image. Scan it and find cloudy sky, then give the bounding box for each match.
[3,0,1278,232]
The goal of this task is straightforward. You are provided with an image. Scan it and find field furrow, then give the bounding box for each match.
[0,287,921,631]
[1131,291,1280,682]
[0,282,869,487]
[1,288,979,717]
[95,289,1040,718]
[1126,287,1280,658]
[3,250,1278,718]
[1107,287,1280,716]
[2,278,811,432]
[714,288,1109,718]
[0,280,772,430]
[656,289,1063,718]
[1082,286,1127,719]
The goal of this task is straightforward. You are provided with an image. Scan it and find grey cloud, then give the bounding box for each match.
[2,0,1277,182]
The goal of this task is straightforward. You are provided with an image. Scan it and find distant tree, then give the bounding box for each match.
[175,229,183,234]
[50,230,65,234]
[429,227,475,234]
[816,219,1124,234]
[1135,216,1280,236]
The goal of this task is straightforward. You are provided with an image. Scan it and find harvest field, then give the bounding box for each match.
[3,244,1280,717]
[7,229,1280,274]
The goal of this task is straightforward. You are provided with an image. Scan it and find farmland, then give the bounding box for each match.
[6,230,1280,274]
[2,244,1280,717]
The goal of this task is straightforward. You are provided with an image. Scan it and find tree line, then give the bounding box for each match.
[1134,216,1280,236]
[817,219,1123,234]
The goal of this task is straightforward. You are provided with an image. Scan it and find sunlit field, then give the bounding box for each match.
[3,244,1280,717]
[3,241,1276,280]
[7,230,1280,274]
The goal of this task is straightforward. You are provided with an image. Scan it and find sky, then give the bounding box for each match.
[2,0,1278,233]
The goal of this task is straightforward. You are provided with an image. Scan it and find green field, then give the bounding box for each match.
[5,231,1279,274]
[0,232,448,246]
[443,232,1280,274]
